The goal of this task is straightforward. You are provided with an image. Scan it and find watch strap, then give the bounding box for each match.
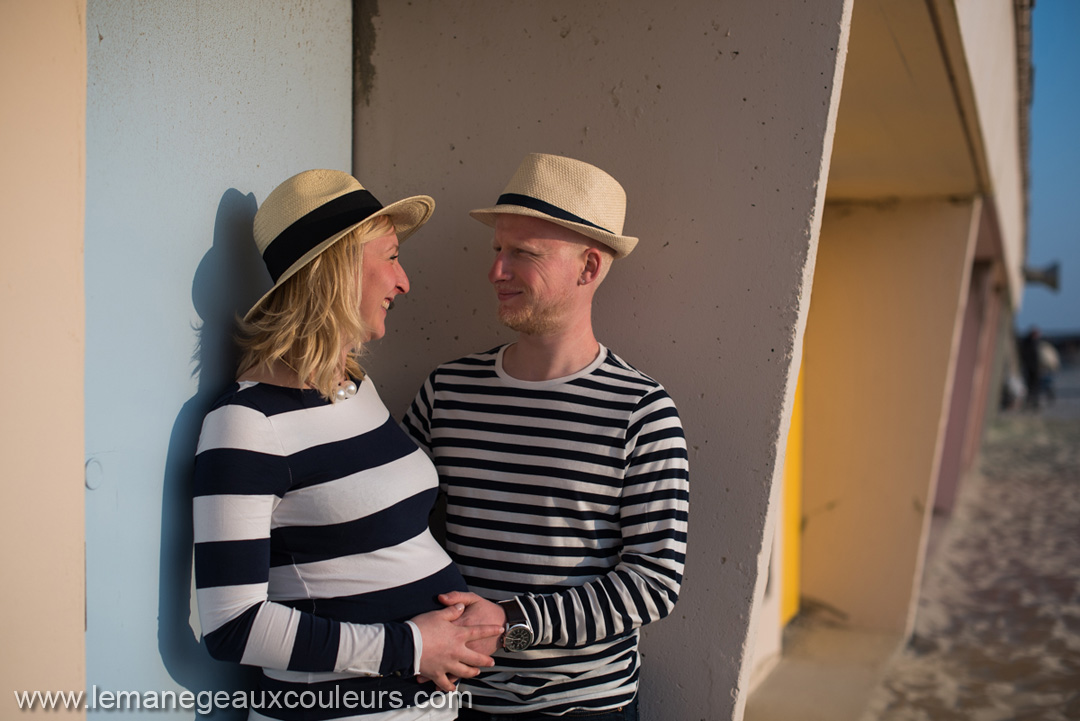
[497,598,534,652]
[498,598,527,627]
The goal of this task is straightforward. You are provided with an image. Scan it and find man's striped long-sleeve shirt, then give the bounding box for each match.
[403,344,689,715]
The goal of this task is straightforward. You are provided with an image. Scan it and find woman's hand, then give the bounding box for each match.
[410,603,502,692]
[438,591,506,656]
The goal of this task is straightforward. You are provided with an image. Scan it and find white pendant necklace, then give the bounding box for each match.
[335,381,358,401]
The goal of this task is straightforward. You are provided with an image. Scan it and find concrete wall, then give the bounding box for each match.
[0,1,86,711]
[935,263,985,513]
[748,519,784,690]
[826,0,979,201]
[84,0,352,708]
[355,1,854,717]
[954,0,1026,305]
[748,369,804,690]
[960,263,1003,470]
[803,198,980,633]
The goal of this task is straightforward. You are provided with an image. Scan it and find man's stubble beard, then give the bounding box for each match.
[497,290,574,336]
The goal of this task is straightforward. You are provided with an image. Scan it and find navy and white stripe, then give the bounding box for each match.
[404,345,689,715]
[194,377,467,720]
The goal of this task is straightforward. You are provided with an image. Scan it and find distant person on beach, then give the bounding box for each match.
[1019,327,1043,409]
[1038,338,1061,405]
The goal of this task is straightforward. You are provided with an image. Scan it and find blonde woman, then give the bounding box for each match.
[193,170,500,721]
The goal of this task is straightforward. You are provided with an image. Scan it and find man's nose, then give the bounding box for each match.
[488,253,509,284]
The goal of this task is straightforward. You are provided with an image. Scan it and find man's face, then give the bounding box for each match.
[488,215,587,335]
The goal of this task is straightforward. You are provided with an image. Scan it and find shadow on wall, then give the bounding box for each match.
[159,189,267,715]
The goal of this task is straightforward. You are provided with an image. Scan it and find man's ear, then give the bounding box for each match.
[579,247,603,286]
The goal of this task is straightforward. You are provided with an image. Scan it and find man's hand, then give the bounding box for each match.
[438,591,507,656]
[409,603,502,693]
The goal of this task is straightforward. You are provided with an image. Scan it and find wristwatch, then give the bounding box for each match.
[498,599,534,652]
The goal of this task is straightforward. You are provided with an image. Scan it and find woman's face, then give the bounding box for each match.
[360,231,409,341]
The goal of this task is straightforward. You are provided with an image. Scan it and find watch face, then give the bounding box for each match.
[504,625,533,652]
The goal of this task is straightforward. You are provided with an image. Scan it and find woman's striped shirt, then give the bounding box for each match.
[193,377,467,720]
[403,344,689,715]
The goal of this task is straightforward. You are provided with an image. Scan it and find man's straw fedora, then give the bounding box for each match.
[246,169,434,321]
[470,153,638,258]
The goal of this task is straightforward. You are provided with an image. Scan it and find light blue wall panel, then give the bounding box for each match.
[85,1,352,714]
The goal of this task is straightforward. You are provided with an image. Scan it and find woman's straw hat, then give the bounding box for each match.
[469,153,638,258]
[246,169,434,321]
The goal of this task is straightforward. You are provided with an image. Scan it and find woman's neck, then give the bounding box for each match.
[237,358,306,389]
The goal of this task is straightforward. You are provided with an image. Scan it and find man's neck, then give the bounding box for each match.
[502,321,600,382]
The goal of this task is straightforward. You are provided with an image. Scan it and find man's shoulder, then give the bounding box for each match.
[596,347,667,392]
[595,350,685,436]
[425,345,505,379]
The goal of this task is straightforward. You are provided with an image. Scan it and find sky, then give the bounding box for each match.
[1016,0,1080,334]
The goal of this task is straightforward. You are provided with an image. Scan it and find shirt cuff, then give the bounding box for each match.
[517,595,541,646]
[405,620,423,676]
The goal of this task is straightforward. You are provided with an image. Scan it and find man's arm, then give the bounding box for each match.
[447,387,689,649]
[402,371,436,454]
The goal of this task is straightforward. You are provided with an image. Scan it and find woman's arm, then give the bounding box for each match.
[193,399,498,691]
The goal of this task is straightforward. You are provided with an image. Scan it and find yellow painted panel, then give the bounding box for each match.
[781,362,804,624]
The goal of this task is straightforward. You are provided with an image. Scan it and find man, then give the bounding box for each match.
[1019,327,1042,409]
[404,153,689,719]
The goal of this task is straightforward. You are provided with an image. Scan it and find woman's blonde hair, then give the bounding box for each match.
[236,215,395,401]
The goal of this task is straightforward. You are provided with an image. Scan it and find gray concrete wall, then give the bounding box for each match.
[355,1,853,717]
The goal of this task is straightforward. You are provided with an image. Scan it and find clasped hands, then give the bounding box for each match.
[409,591,507,692]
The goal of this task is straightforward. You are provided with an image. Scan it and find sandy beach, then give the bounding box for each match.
[861,366,1080,720]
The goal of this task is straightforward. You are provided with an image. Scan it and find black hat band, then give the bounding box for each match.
[496,193,614,235]
[262,189,383,282]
